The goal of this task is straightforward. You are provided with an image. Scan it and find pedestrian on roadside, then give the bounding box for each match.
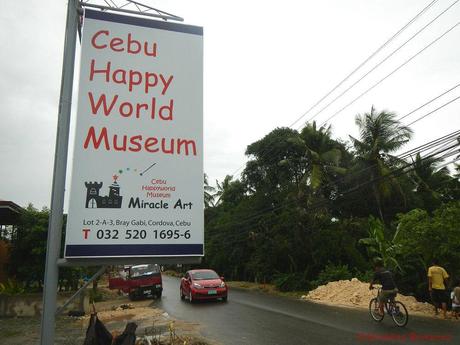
[427,258,450,319]
[451,279,460,320]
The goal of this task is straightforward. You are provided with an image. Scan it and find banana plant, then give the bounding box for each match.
[359,216,403,272]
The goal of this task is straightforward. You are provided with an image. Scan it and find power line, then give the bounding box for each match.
[209,133,460,233]
[431,143,459,160]
[405,130,460,158]
[208,147,460,244]
[301,0,459,128]
[231,90,460,181]
[406,94,460,126]
[397,82,460,121]
[437,157,460,170]
[229,0,440,178]
[230,85,460,179]
[288,0,439,128]
[320,21,460,126]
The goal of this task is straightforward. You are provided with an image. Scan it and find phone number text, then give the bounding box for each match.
[85,229,191,240]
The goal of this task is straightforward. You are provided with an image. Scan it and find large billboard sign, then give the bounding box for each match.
[65,10,203,258]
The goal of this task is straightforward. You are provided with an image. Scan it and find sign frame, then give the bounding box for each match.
[64,8,204,259]
[40,2,201,344]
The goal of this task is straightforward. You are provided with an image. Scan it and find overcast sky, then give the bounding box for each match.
[1,0,460,209]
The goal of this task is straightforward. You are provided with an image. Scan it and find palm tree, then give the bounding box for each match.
[300,122,347,190]
[204,173,215,208]
[214,175,233,205]
[455,164,460,179]
[411,153,455,210]
[349,106,413,221]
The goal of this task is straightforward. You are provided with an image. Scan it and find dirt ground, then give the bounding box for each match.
[0,292,212,345]
[303,278,458,320]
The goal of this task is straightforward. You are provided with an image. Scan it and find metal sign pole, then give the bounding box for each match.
[39,0,78,344]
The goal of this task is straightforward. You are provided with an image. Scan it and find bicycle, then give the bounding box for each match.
[369,288,409,327]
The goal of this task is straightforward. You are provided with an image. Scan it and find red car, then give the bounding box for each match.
[180,269,228,303]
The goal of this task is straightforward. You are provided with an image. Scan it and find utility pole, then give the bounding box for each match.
[39,0,78,343]
[39,2,192,343]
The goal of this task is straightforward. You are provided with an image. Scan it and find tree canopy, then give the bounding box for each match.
[204,108,459,298]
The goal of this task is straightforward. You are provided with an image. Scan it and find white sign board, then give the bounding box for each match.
[65,10,203,258]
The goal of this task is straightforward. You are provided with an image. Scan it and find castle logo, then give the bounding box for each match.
[85,175,123,208]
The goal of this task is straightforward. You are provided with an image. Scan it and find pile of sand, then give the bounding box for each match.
[303,278,435,317]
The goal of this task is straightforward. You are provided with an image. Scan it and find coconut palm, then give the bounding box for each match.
[214,175,233,205]
[204,173,215,208]
[411,153,455,209]
[300,121,347,191]
[349,106,413,221]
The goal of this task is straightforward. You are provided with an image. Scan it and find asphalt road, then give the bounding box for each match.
[157,276,459,345]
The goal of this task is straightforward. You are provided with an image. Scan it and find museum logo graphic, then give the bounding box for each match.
[84,175,123,208]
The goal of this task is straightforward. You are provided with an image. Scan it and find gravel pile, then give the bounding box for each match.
[302,278,435,317]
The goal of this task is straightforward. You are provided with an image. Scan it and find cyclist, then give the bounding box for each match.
[369,259,398,316]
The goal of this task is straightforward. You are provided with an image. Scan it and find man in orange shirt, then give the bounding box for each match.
[428,258,450,319]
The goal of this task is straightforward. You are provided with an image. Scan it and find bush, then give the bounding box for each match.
[0,279,26,296]
[88,289,104,303]
[272,272,308,292]
[354,269,374,283]
[310,264,353,289]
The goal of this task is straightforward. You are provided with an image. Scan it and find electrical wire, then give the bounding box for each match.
[300,0,459,128]
[288,0,439,128]
[231,91,460,180]
[436,157,460,170]
[222,129,460,229]
[397,82,460,121]
[209,148,460,244]
[229,0,440,178]
[319,21,460,126]
[406,95,460,126]
[208,134,460,233]
[398,129,460,159]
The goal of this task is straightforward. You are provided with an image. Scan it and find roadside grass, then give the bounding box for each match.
[226,281,306,299]
[163,270,183,278]
[162,271,306,298]
[2,329,23,337]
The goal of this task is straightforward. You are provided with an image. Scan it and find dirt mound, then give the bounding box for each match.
[303,278,435,317]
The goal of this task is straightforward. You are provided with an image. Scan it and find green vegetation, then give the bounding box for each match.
[203,107,460,301]
[5,204,94,293]
[310,264,353,289]
[0,279,25,296]
[3,107,459,303]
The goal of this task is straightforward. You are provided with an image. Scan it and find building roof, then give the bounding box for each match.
[0,200,24,225]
